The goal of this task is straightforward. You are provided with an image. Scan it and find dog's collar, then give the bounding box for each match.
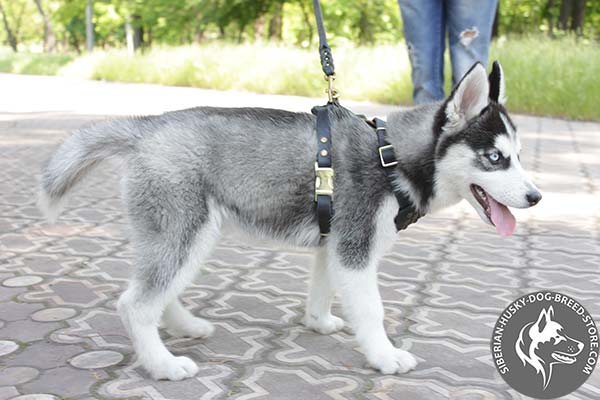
[371,118,422,232]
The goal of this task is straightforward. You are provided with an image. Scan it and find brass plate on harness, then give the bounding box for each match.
[315,163,334,201]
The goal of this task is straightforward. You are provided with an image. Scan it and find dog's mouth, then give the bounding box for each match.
[552,351,578,364]
[470,184,516,237]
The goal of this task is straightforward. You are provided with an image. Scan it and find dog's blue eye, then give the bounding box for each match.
[487,152,501,163]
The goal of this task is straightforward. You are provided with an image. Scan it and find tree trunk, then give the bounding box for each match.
[558,0,573,30]
[268,3,283,41]
[85,0,94,52]
[33,0,56,52]
[546,0,556,36]
[132,14,143,50]
[357,9,374,45]
[0,1,17,51]
[68,30,81,54]
[126,16,134,55]
[571,0,585,35]
[238,22,246,43]
[299,0,313,45]
[558,0,586,34]
[194,27,205,43]
[146,26,153,47]
[11,1,25,44]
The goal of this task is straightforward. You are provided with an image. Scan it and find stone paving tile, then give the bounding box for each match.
[20,366,108,398]
[6,342,84,370]
[0,77,599,399]
[0,320,62,343]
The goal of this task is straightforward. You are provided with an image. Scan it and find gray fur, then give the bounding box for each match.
[42,105,403,267]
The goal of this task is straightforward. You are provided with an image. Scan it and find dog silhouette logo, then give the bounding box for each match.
[515,306,584,389]
[492,292,598,399]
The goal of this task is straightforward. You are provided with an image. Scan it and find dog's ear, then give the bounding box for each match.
[444,62,489,131]
[535,307,553,333]
[488,61,507,104]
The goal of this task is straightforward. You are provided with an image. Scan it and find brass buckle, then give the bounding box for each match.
[325,75,339,103]
[315,163,334,201]
[378,145,398,167]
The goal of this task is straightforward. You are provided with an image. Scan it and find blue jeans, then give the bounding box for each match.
[397,0,498,104]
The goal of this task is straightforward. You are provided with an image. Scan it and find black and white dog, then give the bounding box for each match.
[39,62,541,380]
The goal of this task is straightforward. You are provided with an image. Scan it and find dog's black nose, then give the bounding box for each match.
[526,190,542,206]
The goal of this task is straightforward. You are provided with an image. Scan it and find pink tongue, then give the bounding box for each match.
[488,194,516,237]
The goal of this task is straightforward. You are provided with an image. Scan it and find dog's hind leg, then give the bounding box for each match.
[302,246,344,334]
[162,299,215,339]
[118,268,202,380]
[118,193,221,381]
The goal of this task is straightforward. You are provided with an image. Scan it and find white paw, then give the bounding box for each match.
[167,317,215,339]
[302,313,345,334]
[368,348,418,374]
[146,355,199,381]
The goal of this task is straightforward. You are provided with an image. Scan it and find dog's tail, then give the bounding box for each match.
[39,118,141,221]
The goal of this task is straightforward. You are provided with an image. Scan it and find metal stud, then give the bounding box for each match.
[320,137,328,143]
[320,149,328,157]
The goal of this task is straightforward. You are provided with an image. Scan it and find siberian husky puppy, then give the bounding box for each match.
[39,61,540,380]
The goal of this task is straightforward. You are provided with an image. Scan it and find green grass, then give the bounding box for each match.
[0,50,74,75]
[81,44,413,103]
[0,37,597,120]
[490,36,599,121]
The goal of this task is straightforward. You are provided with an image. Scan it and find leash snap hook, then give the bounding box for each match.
[324,74,339,103]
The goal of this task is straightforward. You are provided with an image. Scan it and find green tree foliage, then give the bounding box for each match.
[0,0,597,52]
[0,0,41,50]
[497,0,597,37]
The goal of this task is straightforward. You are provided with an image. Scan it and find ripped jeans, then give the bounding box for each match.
[397,0,498,104]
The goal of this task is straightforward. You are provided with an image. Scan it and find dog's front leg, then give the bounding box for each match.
[329,246,417,374]
[303,245,345,334]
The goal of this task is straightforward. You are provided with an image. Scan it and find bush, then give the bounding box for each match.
[0,36,597,120]
[0,51,73,75]
[490,36,598,120]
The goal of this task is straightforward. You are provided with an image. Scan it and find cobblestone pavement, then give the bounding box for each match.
[0,74,599,399]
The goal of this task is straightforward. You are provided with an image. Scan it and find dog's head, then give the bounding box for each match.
[516,306,583,388]
[433,61,541,237]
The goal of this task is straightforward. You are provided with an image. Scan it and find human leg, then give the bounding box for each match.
[397,0,446,104]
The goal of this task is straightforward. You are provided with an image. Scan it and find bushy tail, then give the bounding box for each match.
[39,118,140,221]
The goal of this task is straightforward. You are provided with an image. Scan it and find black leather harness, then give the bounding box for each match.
[312,104,334,235]
[311,0,421,237]
[371,118,423,231]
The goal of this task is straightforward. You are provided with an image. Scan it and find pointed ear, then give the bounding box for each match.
[535,307,551,333]
[488,61,507,104]
[444,63,489,131]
